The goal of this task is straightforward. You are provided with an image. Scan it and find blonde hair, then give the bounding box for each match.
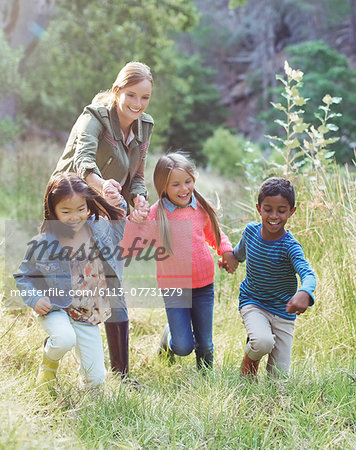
[92,61,153,106]
[154,153,221,254]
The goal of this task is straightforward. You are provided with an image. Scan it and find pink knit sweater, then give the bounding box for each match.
[122,200,233,289]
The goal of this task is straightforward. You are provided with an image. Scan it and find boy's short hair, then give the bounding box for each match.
[258,177,295,209]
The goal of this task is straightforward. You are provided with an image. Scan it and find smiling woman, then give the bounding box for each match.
[53,61,154,209]
[52,61,155,376]
[115,80,152,138]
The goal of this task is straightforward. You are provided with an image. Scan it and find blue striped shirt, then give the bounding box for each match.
[233,222,316,320]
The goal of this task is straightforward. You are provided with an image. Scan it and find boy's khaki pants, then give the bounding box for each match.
[240,304,295,376]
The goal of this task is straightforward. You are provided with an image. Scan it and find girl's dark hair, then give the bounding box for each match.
[258,177,295,209]
[153,152,221,254]
[40,172,125,235]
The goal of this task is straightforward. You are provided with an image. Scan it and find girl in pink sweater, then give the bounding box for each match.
[125,153,237,369]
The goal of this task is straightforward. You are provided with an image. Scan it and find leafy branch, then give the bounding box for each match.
[266,61,342,177]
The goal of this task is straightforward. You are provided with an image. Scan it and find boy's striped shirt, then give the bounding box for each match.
[233,222,316,320]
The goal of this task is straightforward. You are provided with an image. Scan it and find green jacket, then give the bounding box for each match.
[53,103,154,204]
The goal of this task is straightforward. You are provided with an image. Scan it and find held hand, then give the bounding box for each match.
[102,179,122,207]
[286,291,310,315]
[34,297,51,315]
[219,252,239,274]
[128,208,149,223]
[103,178,122,193]
[130,195,150,222]
[133,194,149,210]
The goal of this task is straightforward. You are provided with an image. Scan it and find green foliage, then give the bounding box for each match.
[229,0,247,9]
[295,0,351,28]
[295,163,356,332]
[203,127,263,178]
[164,55,227,163]
[0,117,21,147]
[264,41,356,164]
[266,61,342,177]
[21,0,198,143]
[19,0,224,159]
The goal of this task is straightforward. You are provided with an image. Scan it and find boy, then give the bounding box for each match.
[232,177,316,376]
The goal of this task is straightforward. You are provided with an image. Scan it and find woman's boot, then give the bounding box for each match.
[241,353,259,377]
[105,321,129,376]
[196,351,213,371]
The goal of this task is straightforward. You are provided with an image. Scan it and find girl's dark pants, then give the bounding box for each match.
[164,283,214,369]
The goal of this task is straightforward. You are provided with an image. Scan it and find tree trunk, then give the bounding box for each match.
[0,0,55,120]
[261,0,277,108]
[350,0,356,54]
[1,0,55,50]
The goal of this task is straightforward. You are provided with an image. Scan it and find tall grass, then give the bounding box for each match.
[0,138,63,220]
[291,164,356,363]
[0,139,355,448]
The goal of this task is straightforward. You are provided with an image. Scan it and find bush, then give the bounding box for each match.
[202,127,263,178]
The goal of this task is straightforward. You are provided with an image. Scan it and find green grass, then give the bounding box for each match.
[1,302,355,449]
[0,140,355,448]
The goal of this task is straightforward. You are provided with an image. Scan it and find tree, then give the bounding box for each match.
[0,0,55,119]
[187,0,325,136]
[20,0,198,146]
[163,54,227,164]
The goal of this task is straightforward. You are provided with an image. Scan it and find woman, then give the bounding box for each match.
[53,61,154,376]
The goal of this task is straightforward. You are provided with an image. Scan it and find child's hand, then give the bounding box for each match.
[128,209,148,223]
[130,195,150,223]
[219,252,239,274]
[133,195,150,212]
[102,179,123,206]
[34,297,51,315]
[286,291,310,315]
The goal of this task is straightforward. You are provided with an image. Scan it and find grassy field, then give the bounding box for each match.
[0,140,355,449]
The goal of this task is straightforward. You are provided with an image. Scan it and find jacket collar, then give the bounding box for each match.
[109,104,122,141]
